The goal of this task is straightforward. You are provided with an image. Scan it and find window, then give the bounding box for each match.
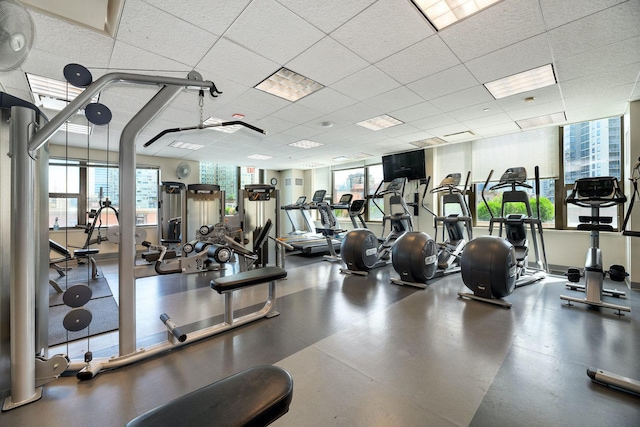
[331,165,384,222]
[48,159,159,228]
[200,163,262,214]
[562,116,623,229]
[475,178,556,227]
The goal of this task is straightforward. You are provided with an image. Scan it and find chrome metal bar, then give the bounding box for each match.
[4,107,42,410]
[28,72,218,152]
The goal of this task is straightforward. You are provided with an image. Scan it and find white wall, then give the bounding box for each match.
[624,100,640,288]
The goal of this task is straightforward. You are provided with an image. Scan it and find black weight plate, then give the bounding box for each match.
[62,284,93,307]
[63,63,93,87]
[63,308,93,331]
[85,102,112,125]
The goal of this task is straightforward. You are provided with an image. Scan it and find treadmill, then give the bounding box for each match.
[280,190,326,246]
[290,193,352,255]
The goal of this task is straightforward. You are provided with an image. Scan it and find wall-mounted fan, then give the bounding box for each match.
[176,162,191,179]
[0,0,35,72]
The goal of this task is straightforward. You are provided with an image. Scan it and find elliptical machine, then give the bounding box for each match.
[423,172,473,276]
[560,176,630,314]
[389,177,439,288]
[458,167,548,308]
[340,177,412,276]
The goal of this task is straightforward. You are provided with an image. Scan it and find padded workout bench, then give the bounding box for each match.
[211,266,287,326]
[49,240,99,293]
[126,365,293,427]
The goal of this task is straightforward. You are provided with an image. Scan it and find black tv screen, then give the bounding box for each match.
[382,150,426,182]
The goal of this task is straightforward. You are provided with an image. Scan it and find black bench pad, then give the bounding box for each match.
[211,267,287,293]
[74,248,99,256]
[126,365,293,427]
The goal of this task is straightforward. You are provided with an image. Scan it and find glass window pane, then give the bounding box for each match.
[49,165,80,193]
[475,178,555,227]
[333,168,364,219]
[136,169,159,225]
[49,197,78,228]
[563,116,621,229]
[367,164,384,222]
[200,162,238,214]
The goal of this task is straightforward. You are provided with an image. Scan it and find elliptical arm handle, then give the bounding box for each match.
[420,176,437,216]
[482,170,495,219]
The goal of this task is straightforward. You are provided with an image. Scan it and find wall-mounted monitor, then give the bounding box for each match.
[382,150,426,182]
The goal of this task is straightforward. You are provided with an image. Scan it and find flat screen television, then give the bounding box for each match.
[382,150,426,182]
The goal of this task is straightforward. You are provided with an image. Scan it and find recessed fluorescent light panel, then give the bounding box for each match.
[351,152,372,159]
[302,162,326,168]
[516,112,566,129]
[56,122,91,135]
[289,140,324,149]
[168,141,204,150]
[255,67,324,102]
[484,64,556,99]
[411,0,503,31]
[247,154,273,160]
[356,115,404,131]
[410,137,447,147]
[202,117,242,133]
[27,73,100,112]
[333,156,349,161]
[442,131,475,142]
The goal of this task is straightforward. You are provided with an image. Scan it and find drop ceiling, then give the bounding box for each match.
[1,0,639,170]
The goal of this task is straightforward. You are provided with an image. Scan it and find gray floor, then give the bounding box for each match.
[2,254,640,426]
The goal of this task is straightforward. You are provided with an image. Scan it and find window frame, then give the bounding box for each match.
[48,158,159,229]
[331,164,384,223]
[559,116,625,231]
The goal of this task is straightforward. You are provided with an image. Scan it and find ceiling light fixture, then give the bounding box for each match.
[247,154,273,160]
[442,131,475,142]
[516,112,566,129]
[410,137,447,148]
[27,73,98,103]
[351,152,372,159]
[356,114,404,131]
[255,67,324,102]
[55,122,92,135]
[484,64,556,99]
[202,117,243,133]
[333,156,349,161]
[289,139,324,149]
[168,141,204,150]
[232,113,245,119]
[320,121,334,128]
[302,162,326,168]
[411,0,503,31]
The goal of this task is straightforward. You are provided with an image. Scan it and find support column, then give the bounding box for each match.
[3,106,41,410]
[625,100,640,289]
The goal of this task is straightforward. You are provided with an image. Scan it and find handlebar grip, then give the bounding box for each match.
[160,313,187,342]
[141,241,151,247]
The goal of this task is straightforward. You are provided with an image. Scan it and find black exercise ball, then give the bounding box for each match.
[341,229,380,271]
[392,231,438,282]
[461,236,516,299]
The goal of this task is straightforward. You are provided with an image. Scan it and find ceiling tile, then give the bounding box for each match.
[294,87,358,114]
[275,0,376,34]
[286,36,369,85]
[196,37,280,87]
[539,0,628,30]
[376,35,461,84]
[271,103,325,124]
[142,0,252,36]
[555,36,640,82]
[447,101,504,122]
[358,86,424,116]
[465,34,553,84]
[547,0,640,60]
[411,113,457,131]
[331,0,434,63]
[407,65,478,101]
[116,0,218,66]
[389,101,442,122]
[431,86,495,112]
[224,0,325,64]
[108,41,190,74]
[439,0,546,62]
[332,66,401,101]
[473,122,521,138]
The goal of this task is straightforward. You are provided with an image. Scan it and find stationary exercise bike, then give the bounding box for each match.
[458,167,548,308]
[559,176,630,314]
[587,159,640,396]
[340,177,412,275]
